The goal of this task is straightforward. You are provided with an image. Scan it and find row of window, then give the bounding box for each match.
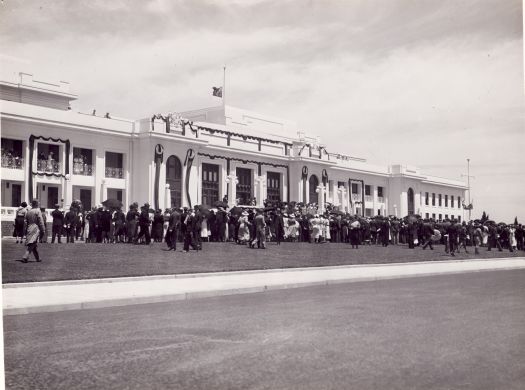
[350,183,384,198]
[424,192,461,209]
[424,212,462,222]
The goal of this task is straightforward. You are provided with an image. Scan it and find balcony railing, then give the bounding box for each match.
[73,162,94,176]
[105,167,124,179]
[1,156,23,170]
[365,195,373,203]
[377,196,385,203]
[37,159,61,173]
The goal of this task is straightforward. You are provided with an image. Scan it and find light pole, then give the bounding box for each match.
[461,158,475,221]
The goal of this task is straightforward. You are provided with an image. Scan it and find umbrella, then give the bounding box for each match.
[199,206,211,217]
[229,206,243,216]
[102,199,123,209]
[214,200,228,208]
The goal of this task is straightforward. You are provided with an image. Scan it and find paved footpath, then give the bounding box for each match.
[3,257,525,315]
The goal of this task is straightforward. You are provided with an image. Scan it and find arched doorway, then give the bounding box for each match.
[309,175,319,204]
[407,187,415,215]
[166,155,182,208]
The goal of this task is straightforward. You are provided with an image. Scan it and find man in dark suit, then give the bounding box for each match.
[250,209,266,249]
[51,204,64,243]
[134,203,151,245]
[273,209,285,245]
[167,208,181,250]
[64,207,77,243]
[421,220,435,250]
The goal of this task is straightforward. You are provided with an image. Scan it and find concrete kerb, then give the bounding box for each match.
[3,257,523,289]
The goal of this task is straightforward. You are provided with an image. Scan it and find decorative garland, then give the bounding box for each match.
[28,135,71,201]
[198,152,290,201]
[302,166,308,203]
[184,149,196,208]
[298,143,329,159]
[182,120,292,150]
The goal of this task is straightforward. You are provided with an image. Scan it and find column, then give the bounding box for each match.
[338,186,347,212]
[165,184,171,209]
[225,174,238,208]
[316,184,326,213]
[255,175,266,207]
[372,185,377,216]
[101,179,107,205]
[332,181,338,206]
[64,174,72,208]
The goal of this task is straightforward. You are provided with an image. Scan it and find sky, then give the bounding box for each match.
[1,0,523,221]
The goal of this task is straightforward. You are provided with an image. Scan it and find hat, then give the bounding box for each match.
[143,203,150,208]
[54,203,60,208]
[241,211,249,216]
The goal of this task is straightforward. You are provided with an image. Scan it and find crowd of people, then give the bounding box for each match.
[12,199,525,262]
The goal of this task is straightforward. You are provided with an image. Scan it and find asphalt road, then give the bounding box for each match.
[4,270,525,390]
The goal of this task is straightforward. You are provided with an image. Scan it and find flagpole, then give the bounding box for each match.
[222,66,226,109]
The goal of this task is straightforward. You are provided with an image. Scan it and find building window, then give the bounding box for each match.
[451,196,454,208]
[202,163,219,208]
[458,216,461,222]
[439,214,442,220]
[432,213,436,220]
[105,152,124,178]
[365,185,371,196]
[1,138,24,170]
[236,167,252,205]
[425,213,429,219]
[167,156,182,208]
[266,172,281,202]
[377,186,384,198]
[445,214,448,219]
[425,192,429,206]
[351,183,359,194]
[458,196,461,208]
[365,208,372,217]
[432,193,435,206]
[438,194,442,207]
[73,147,94,176]
[37,143,60,173]
[377,209,381,216]
[445,195,448,207]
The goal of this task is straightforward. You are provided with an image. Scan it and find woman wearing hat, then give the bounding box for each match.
[22,200,46,262]
[237,210,251,245]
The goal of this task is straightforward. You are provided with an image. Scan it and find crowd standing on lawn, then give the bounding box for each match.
[12,199,525,261]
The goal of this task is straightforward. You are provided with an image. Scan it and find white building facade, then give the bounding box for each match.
[1,72,467,223]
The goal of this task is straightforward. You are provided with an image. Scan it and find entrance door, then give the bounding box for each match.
[47,186,59,209]
[11,184,21,207]
[166,155,182,208]
[309,175,319,204]
[407,188,415,215]
[236,167,252,205]
[80,189,92,211]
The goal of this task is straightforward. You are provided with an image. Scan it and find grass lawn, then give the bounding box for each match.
[1,239,522,284]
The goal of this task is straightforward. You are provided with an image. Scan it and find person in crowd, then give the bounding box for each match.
[250,208,266,249]
[182,208,198,252]
[390,217,400,245]
[64,206,78,243]
[273,209,285,245]
[192,205,203,250]
[151,209,164,243]
[349,216,361,249]
[51,204,64,244]
[14,202,28,243]
[421,219,435,250]
[237,211,251,245]
[167,207,181,251]
[113,208,126,243]
[134,203,152,245]
[126,204,139,243]
[21,199,45,263]
[457,221,469,253]
[487,221,502,252]
[380,217,390,247]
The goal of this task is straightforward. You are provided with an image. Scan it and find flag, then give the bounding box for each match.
[212,86,223,98]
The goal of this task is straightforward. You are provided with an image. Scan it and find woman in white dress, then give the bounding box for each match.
[311,215,321,243]
[237,211,251,244]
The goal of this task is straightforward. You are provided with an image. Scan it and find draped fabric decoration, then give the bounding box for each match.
[322,169,328,186]
[151,113,183,133]
[181,121,293,149]
[153,144,164,210]
[184,149,196,208]
[298,143,329,159]
[301,166,308,203]
[28,135,71,201]
[197,152,287,169]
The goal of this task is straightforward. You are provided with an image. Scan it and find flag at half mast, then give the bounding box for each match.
[212,86,223,98]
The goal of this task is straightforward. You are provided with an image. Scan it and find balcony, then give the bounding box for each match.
[365,195,373,203]
[37,159,61,173]
[377,196,385,203]
[73,162,94,176]
[1,156,23,170]
[105,167,124,179]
